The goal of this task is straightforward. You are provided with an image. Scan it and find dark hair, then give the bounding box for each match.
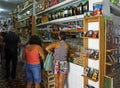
[29,35,42,46]
[59,32,66,40]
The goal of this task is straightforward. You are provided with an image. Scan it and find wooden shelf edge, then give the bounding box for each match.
[106,49,117,52]
[88,58,99,60]
[81,37,99,39]
[84,15,103,20]
[81,74,98,82]
[105,62,118,66]
[105,73,116,78]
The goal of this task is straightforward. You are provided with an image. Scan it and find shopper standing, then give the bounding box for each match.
[23,35,45,88]
[46,32,70,88]
[4,26,21,79]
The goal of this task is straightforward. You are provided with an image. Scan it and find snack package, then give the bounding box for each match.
[93,2,103,16]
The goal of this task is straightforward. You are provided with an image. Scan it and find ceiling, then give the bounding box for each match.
[0,0,26,19]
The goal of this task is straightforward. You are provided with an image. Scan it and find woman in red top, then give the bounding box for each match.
[23,35,45,88]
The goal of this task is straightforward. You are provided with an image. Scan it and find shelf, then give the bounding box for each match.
[88,58,99,60]
[105,72,116,78]
[84,15,103,20]
[17,25,29,29]
[106,49,117,52]
[36,0,82,15]
[110,3,120,16]
[42,40,53,43]
[82,75,98,82]
[18,16,30,22]
[81,37,98,39]
[36,15,84,27]
[62,30,83,32]
[38,30,83,33]
[105,62,118,66]
[18,3,33,15]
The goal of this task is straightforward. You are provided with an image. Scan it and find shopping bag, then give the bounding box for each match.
[43,53,53,71]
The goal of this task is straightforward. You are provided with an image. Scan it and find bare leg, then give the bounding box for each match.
[26,82,33,88]
[34,82,40,88]
[54,74,59,88]
[59,74,66,88]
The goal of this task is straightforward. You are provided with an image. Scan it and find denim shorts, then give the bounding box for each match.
[26,64,41,82]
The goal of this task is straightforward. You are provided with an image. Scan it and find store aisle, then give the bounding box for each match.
[0,61,26,88]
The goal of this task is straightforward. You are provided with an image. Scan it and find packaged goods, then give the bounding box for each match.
[93,2,103,16]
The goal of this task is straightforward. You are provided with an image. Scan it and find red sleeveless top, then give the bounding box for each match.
[25,48,40,64]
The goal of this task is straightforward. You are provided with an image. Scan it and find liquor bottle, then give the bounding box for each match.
[73,6,77,16]
[60,8,64,18]
[77,2,83,15]
[68,6,73,16]
[52,11,55,20]
[54,10,57,19]
[63,7,69,17]
[48,12,52,21]
[57,9,61,19]
[83,0,89,13]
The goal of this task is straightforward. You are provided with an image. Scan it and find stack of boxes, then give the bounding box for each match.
[41,70,55,88]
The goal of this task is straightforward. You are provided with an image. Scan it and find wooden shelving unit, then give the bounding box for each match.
[82,16,105,88]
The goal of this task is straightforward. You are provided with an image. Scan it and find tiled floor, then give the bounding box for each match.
[0,61,26,88]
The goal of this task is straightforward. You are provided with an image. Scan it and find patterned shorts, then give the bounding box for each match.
[53,60,69,74]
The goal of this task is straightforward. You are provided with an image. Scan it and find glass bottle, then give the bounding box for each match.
[48,12,51,21]
[77,2,83,15]
[83,0,89,13]
[57,9,61,19]
[64,7,69,17]
[60,8,64,18]
[68,6,73,16]
[52,11,55,20]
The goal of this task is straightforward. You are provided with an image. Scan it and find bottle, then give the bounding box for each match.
[83,0,89,13]
[57,9,61,19]
[68,6,73,16]
[60,8,64,18]
[63,7,69,17]
[77,2,83,15]
[73,6,77,16]
[52,11,55,20]
[48,12,51,21]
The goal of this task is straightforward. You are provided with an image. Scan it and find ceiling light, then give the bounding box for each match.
[0,8,5,12]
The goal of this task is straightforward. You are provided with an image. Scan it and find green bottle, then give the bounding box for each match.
[77,2,83,15]
[60,8,64,18]
[83,0,89,13]
[68,6,73,16]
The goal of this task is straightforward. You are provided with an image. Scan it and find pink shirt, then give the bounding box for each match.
[25,48,40,64]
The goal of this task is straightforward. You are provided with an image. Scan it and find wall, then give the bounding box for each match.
[64,63,84,88]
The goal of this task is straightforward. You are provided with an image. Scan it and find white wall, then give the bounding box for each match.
[64,63,84,88]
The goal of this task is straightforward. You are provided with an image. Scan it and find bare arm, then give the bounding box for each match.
[39,46,45,60]
[46,42,57,54]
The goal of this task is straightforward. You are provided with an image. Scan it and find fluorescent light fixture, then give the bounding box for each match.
[0,8,6,12]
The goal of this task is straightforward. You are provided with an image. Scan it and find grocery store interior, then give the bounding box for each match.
[0,0,120,88]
